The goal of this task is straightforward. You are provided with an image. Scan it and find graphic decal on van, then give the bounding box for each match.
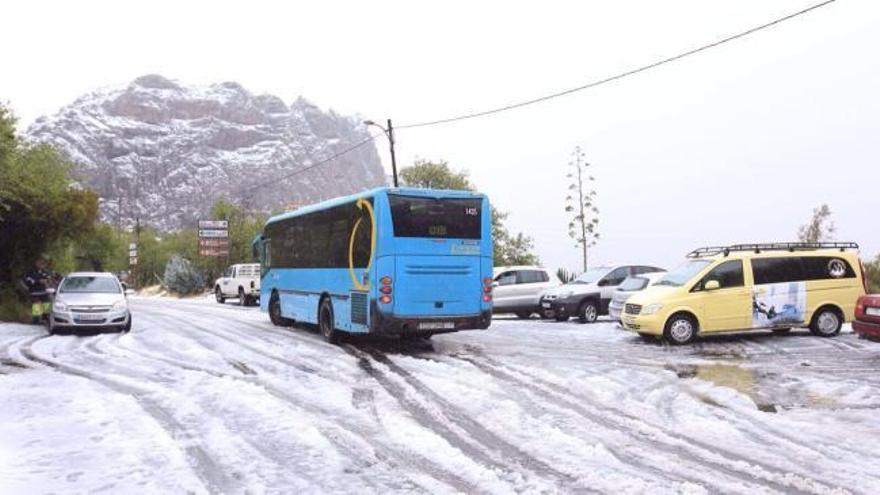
[752,281,806,327]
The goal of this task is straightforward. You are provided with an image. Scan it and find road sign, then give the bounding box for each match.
[129,256,138,266]
[128,243,137,250]
[199,229,228,238]
[199,248,229,257]
[198,220,228,229]
[129,249,138,257]
[198,238,229,248]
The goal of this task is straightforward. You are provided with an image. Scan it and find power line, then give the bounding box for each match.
[398,0,837,129]
[241,134,379,196]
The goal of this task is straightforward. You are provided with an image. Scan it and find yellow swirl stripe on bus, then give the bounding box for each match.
[348,198,376,291]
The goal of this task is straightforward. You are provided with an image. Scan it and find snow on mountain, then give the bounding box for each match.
[27,74,386,230]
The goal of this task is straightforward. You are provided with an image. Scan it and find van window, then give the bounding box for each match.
[752,257,805,285]
[655,260,711,287]
[693,260,744,291]
[801,256,856,280]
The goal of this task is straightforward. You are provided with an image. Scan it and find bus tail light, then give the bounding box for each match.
[380,295,392,304]
[379,285,392,294]
[482,277,492,302]
[380,276,393,286]
[482,293,492,302]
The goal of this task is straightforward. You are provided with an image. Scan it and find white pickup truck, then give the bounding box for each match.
[214,263,261,306]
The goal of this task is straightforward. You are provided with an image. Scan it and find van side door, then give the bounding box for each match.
[693,259,751,331]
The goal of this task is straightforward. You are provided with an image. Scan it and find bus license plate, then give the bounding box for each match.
[867,307,880,317]
[418,322,455,330]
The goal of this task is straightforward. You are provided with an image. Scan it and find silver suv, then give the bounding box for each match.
[541,265,664,323]
[492,266,561,318]
[48,272,133,334]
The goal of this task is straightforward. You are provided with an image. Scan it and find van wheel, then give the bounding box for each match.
[664,314,697,345]
[578,301,598,324]
[238,287,247,306]
[215,287,225,304]
[515,311,532,319]
[319,298,340,344]
[810,307,841,337]
[269,292,291,327]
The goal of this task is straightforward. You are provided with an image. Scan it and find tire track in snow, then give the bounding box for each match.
[454,353,852,495]
[14,334,233,495]
[345,344,597,494]
[397,350,708,491]
[116,311,481,494]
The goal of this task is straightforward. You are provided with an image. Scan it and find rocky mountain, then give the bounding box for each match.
[27,74,386,230]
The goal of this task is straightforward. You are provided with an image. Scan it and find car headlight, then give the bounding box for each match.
[642,303,664,315]
[112,300,128,310]
[53,300,68,312]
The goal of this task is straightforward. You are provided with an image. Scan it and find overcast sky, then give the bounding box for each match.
[3,0,878,270]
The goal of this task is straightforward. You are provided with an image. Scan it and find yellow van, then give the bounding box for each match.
[621,243,867,344]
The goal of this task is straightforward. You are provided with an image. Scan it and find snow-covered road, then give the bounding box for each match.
[2,296,879,494]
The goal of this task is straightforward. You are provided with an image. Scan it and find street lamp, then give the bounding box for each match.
[364,119,398,187]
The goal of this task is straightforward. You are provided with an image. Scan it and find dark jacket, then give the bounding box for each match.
[22,267,53,299]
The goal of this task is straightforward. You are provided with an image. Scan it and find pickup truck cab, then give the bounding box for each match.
[214,263,261,306]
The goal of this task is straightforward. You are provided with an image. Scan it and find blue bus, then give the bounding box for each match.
[253,187,493,342]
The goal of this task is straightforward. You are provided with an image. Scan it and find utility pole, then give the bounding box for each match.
[387,119,398,188]
[364,119,399,187]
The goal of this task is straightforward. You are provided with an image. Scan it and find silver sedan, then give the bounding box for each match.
[48,272,133,334]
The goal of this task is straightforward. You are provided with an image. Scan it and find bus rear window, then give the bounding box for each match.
[389,195,482,239]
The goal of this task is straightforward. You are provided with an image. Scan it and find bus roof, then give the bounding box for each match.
[264,186,487,227]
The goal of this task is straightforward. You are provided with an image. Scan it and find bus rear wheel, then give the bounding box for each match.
[319,298,340,344]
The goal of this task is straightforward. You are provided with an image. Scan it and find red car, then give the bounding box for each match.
[854,294,880,339]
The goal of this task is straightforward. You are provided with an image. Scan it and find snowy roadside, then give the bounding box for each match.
[2,297,879,494]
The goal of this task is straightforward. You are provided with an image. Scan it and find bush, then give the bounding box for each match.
[0,286,28,323]
[162,255,205,295]
[865,256,880,294]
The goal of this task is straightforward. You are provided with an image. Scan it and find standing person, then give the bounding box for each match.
[21,256,53,324]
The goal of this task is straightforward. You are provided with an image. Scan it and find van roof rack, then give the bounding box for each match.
[687,242,859,258]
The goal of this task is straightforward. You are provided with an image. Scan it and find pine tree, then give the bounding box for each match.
[565,146,599,272]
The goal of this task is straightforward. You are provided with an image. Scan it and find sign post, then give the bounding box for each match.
[198,220,230,257]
